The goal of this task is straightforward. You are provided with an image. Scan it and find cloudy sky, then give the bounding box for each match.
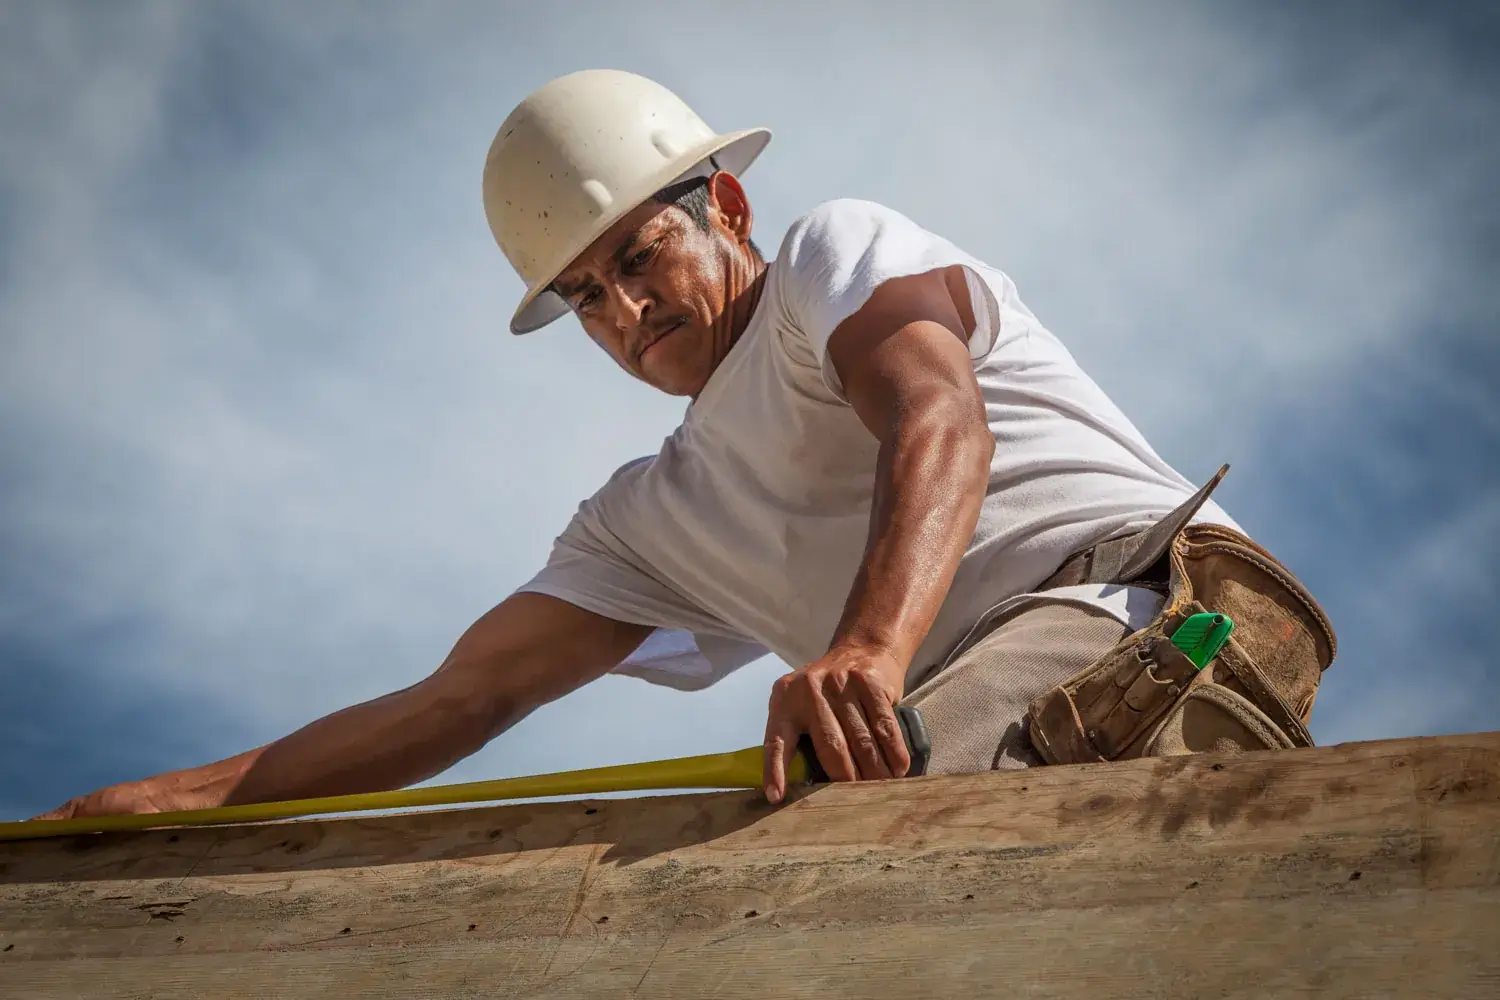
[2,1,1496,820]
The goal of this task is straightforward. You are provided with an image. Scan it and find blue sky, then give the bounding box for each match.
[2,1,1496,819]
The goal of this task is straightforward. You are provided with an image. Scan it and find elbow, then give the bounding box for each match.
[422,671,527,751]
[464,692,521,746]
[468,681,542,746]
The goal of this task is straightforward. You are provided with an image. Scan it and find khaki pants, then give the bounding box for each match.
[902,597,1149,775]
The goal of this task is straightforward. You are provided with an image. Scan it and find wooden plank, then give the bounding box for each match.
[1,732,1497,999]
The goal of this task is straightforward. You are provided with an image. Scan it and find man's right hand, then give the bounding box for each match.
[27,594,652,824]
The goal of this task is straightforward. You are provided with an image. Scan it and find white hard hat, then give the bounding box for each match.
[482,69,771,334]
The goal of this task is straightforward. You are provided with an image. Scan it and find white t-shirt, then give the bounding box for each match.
[518,199,1241,690]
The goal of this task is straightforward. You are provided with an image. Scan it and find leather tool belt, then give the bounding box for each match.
[1026,464,1338,764]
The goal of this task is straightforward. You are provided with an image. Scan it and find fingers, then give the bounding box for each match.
[809,690,860,784]
[763,673,803,805]
[764,670,859,801]
[30,798,80,822]
[835,693,891,780]
[762,720,795,805]
[857,683,911,778]
[764,654,910,803]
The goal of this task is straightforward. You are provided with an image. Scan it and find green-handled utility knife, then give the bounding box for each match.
[1171,612,1235,669]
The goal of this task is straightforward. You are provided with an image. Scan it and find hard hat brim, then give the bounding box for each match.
[507,127,772,335]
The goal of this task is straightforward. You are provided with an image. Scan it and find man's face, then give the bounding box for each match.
[550,172,757,398]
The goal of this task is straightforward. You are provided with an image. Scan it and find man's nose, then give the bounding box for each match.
[608,281,653,330]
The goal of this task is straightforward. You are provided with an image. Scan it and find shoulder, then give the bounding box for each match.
[776,198,927,271]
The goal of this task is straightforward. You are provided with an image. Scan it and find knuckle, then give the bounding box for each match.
[853,670,892,701]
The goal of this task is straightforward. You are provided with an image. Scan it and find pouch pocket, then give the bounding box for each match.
[1142,682,1296,756]
[1026,513,1331,767]
[1027,631,1202,766]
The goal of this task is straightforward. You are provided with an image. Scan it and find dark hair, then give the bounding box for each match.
[548,175,759,297]
[652,175,716,231]
[652,174,761,257]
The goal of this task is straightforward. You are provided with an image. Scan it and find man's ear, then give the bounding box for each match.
[706,170,754,245]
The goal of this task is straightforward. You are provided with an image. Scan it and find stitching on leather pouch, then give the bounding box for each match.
[1193,683,1290,748]
[1184,538,1337,661]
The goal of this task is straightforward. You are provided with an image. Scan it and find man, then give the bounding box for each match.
[38,70,1336,822]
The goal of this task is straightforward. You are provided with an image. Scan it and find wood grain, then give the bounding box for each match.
[2,732,1497,999]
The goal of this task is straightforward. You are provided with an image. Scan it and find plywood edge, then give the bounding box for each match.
[1,731,1497,1000]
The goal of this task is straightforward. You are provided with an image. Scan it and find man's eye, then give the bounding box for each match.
[578,288,601,309]
[628,244,656,269]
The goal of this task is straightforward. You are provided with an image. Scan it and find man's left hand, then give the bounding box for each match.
[762,643,911,804]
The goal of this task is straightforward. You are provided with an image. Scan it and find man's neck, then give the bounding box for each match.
[723,251,769,355]
[688,249,769,403]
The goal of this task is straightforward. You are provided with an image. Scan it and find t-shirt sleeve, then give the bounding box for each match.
[513,461,770,690]
[773,198,1010,399]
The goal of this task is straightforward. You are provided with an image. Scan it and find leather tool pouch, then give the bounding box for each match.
[1026,467,1338,766]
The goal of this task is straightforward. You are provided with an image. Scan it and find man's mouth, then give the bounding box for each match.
[638,319,685,363]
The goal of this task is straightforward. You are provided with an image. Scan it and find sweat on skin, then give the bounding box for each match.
[34,170,1236,821]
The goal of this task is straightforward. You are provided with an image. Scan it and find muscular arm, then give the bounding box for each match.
[37,593,653,819]
[828,265,994,668]
[763,265,993,802]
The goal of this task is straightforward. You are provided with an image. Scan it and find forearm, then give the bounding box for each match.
[141,674,511,810]
[830,388,993,676]
[227,680,508,804]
